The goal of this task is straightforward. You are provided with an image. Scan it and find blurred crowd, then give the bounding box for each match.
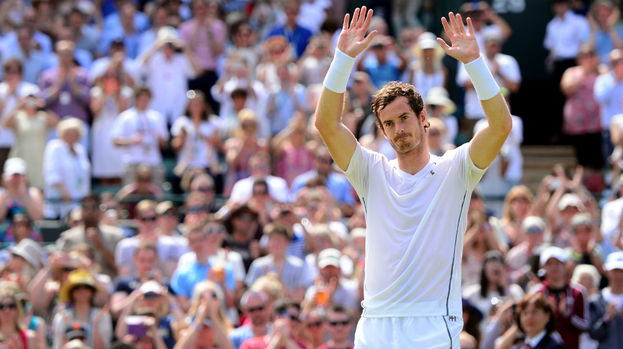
[1,0,623,348]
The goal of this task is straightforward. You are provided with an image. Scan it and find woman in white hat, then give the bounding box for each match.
[406,32,447,103]
[425,86,458,145]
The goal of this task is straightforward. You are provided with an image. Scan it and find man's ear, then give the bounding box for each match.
[377,122,388,140]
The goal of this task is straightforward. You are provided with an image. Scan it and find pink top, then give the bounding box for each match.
[275,144,314,186]
[563,67,601,135]
[179,18,226,71]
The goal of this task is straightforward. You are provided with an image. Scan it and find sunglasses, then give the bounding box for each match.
[247,304,265,313]
[206,226,226,235]
[187,205,207,214]
[81,203,100,211]
[253,190,268,196]
[197,186,214,193]
[328,320,350,327]
[140,215,157,222]
[72,284,93,291]
[279,310,301,322]
[0,303,16,310]
[306,321,323,328]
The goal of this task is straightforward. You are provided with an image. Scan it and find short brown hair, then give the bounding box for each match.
[371,81,424,130]
[514,293,556,334]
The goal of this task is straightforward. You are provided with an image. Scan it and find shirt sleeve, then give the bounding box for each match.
[457,142,487,190]
[344,143,375,199]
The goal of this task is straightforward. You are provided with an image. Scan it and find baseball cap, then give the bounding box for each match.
[9,238,44,268]
[558,193,583,211]
[318,248,341,269]
[139,280,165,296]
[4,157,26,176]
[522,216,545,234]
[570,213,592,230]
[605,251,623,271]
[540,246,567,266]
[156,201,175,216]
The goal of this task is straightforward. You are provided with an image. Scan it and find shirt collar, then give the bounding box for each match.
[525,330,547,347]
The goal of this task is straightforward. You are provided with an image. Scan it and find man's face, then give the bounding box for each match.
[136,93,151,110]
[136,209,158,236]
[544,258,566,283]
[608,268,623,288]
[245,296,269,326]
[378,97,427,155]
[133,249,156,276]
[319,265,340,282]
[81,199,101,226]
[267,234,289,255]
[187,230,207,254]
[326,312,352,343]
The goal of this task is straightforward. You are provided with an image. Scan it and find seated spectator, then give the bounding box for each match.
[290,147,355,210]
[0,281,36,348]
[271,112,315,187]
[0,158,44,224]
[247,178,279,226]
[171,220,236,312]
[222,204,261,271]
[357,35,408,89]
[116,280,183,348]
[116,200,185,279]
[299,307,325,348]
[499,186,534,248]
[229,152,289,204]
[0,58,41,175]
[156,201,183,237]
[565,213,604,273]
[56,194,124,278]
[116,165,164,219]
[112,86,169,188]
[506,216,546,285]
[303,248,359,314]
[52,269,112,349]
[174,280,233,349]
[589,251,623,348]
[240,299,309,349]
[425,87,457,146]
[245,223,310,302]
[229,290,272,349]
[223,110,269,196]
[495,293,565,349]
[43,118,91,219]
[427,117,455,156]
[187,174,220,212]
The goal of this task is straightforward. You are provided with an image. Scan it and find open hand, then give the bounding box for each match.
[337,6,377,58]
[437,12,480,64]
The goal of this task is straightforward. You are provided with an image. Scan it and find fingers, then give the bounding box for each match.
[362,8,374,31]
[441,17,452,37]
[449,12,460,34]
[466,17,476,37]
[358,6,367,28]
[343,13,349,31]
[351,8,360,28]
[436,37,451,53]
[456,13,466,34]
[361,29,378,48]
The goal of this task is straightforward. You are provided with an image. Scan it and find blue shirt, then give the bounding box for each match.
[267,25,313,58]
[171,259,235,298]
[290,170,355,205]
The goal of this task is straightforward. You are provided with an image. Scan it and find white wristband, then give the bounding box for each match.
[464,56,500,100]
[323,49,356,93]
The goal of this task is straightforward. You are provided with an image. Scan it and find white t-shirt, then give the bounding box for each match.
[344,142,485,317]
[171,116,220,170]
[0,81,40,147]
[229,175,290,203]
[111,107,169,166]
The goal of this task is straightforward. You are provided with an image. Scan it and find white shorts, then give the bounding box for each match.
[354,315,463,349]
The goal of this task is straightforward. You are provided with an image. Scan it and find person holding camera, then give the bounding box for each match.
[174,280,233,349]
[495,293,565,349]
[588,251,623,349]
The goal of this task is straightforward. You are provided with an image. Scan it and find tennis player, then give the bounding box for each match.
[314,7,512,348]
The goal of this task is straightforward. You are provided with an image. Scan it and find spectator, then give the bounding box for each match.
[171,220,236,312]
[187,175,220,213]
[179,0,227,113]
[296,35,332,86]
[240,299,309,349]
[43,118,91,219]
[116,165,164,219]
[561,44,603,171]
[265,60,308,136]
[586,0,623,64]
[0,59,40,175]
[500,185,534,247]
[407,33,447,105]
[565,213,604,273]
[463,251,524,330]
[589,251,623,349]
[89,39,139,86]
[38,40,90,125]
[100,1,144,59]
[0,158,44,224]
[532,246,590,349]
[2,238,45,291]
[459,1,512,51]
[271,112,314,186]
[572,264,601,349]
[245,223,310,302]
[140,26,200,126]
[111,86,169,187]
[299,307,324,348]
[425,86,457,146]
[137,4,172,57]
[228,151,288,204]
[222,204,261,271]
[495,293,565,349]
[316,305,354,349]
[116,200,185,279]
[290,147,355,210]
[302,248,359,313]
[594,49,623,158]
[171,90,222,180]
[506,216,546,285]
[156,201,183,237]
[426,117,454,156]
[225,19,262,75]
[266,0,313,58]
[115,280,182,349]
[52,269,112,349]
[223,110,268,195]
[0,213,42,247]
[174,280,233,349]
[256,35,294,92]
[357,35,408,89]
[229,290,271,349]
[3,26,52,85]
[56,194,125,278]
[347,71,377,138]
[89,66,133,183]
[67,6,100,57]
[0,282,36,348]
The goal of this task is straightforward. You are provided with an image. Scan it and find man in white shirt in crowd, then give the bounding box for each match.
[314,7,511,347]
[229,152,289,203]
[111,86,169,186]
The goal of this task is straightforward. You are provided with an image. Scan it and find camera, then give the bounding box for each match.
[126,315,151,337]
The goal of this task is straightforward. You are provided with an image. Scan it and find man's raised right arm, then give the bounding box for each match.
[314,7,376,171]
